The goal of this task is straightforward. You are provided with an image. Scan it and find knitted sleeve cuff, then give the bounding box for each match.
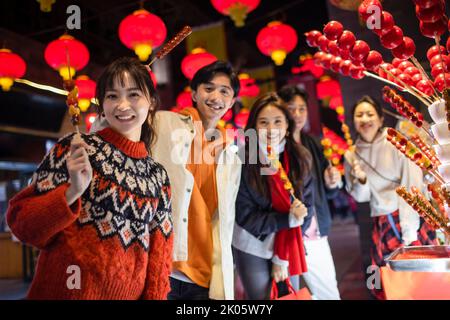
[6,183,81,249]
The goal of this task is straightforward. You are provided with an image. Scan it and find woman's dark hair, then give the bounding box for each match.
[190,60,240,97]
[351,95,383,120]
[244,93,312,199]
[277,85,309,104]
[96,56,160,154]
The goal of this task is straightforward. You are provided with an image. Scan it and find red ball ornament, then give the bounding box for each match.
[398,60,414,71]
[371,11,395,36]
[321,54,334,69]
[380,26,404,49]
[327,41,341,56]
[392,58,404,68]
[330,56,343,73]
[391,37,416,60]
[337,30,356,51]
[420,16,448,38]
[305,30,322,47]
[324,21,344,41]
[427,45,447,60]
[434,72,450,91]
[363,50,383,71]
[339,48,351,60]
[397,73,413,86]
[358,0,383,22]
[318,35,331,52]
[350,40,370,62]
[413,0,442,9]
[415,2,445,23]
[378,63,394,79]
[339,60,353,76]
[404,66,421,78]
[349,64,365,79]
[411,73,423,84]
[430,54,450,68]
[431,63,448,78]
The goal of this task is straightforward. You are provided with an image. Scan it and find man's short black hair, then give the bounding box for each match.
[277,85,309,104]
[190,60,240,97]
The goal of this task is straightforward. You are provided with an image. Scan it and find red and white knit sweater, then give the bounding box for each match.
[6,128,173,300]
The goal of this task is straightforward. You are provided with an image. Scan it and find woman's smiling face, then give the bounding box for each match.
[353,101,383,143]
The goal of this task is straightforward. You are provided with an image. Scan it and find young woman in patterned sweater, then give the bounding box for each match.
[6,57,173,299]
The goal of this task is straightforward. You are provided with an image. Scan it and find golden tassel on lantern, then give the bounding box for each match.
[37,0,56,12]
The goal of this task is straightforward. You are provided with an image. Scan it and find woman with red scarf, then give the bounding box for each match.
[232,93,313,300]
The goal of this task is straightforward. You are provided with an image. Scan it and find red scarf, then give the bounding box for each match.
[268,150,308,276]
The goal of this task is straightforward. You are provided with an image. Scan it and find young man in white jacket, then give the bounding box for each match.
[152,61,242,300]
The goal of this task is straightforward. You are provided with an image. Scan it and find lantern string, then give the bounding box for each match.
[13,78,98,105]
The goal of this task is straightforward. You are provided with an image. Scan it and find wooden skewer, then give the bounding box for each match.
[410,56,441,101]
[65,46,80,133]
[364,71,406,91]
[380,66,431,107]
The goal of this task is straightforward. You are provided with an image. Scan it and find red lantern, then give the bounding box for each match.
[85,112,97,133]
[235,108,250,128]
[44,34,90,80]
[211,0,260,27]
[316,76,342,99]
[0,49,26,91]
[256,21,298,66]
[181,48,218,80]
[176,87,193,108]
[119,9,167,62]
[238,73,260,97]
[75,75,96,112]
[330,96,344,110]
[297,54,324,78]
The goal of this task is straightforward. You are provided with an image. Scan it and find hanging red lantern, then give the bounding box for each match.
[119,9,167,62]
[256,21,298,66]
[44,34,90,80]
[235,108,250,128]
[0,49,26,91]
[85,112,97,133]
[75,75,96,112]
[181,48,218,80]
[238,73,260,97]
[296,54,324,78]
[176,87,193,108]
[211,0,261,27]
[316,76,342,99]
[330,96,344,110]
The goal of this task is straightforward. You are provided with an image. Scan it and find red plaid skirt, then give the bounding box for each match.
[370,210,437,300]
